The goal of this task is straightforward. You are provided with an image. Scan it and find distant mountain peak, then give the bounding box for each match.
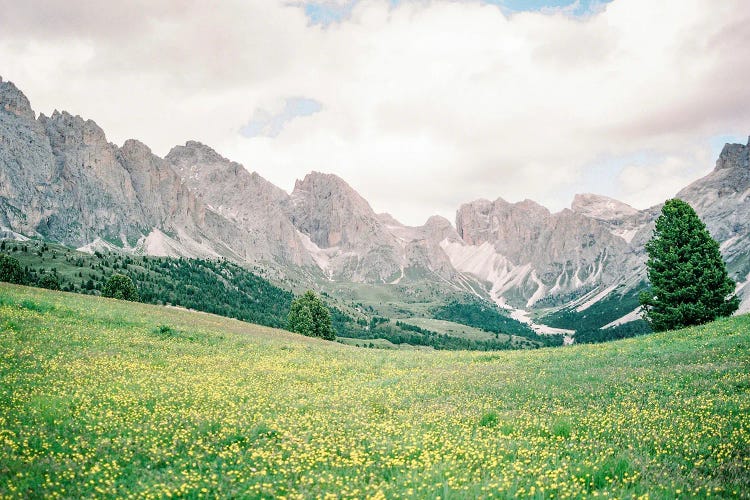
[167,141,228,165]
[715,140,749,171]
[571,193,639,221]
[0,77,35,121]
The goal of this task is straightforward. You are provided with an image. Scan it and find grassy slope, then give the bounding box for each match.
[1,284,749,499]
[2,240,543,350]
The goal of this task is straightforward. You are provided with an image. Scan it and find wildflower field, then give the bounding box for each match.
[1,284,748,498]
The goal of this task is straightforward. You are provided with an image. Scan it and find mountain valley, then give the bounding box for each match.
[2,75,749,341]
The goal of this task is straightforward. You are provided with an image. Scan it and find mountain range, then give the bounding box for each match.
[2,75,749,334]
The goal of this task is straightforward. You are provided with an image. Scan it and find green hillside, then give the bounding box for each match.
[0,240,549,350]
[0,239,293,329]
[2,284,749,498]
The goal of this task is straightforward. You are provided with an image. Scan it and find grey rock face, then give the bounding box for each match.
[290,172,392,249]
[38,110,148,244]
[166,141,311,265]
[119,139,203,229]
[0,80,55,234]
[0,77,34,121]
[288,172,403,281]
[1,79,147,245]
[452,197,640,307]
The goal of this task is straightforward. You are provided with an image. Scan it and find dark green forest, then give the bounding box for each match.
[432,298,563,347]
[0,239,292,329]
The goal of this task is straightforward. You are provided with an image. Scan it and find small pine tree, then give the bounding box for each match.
[288,290,336,340]
[0,253,25,284]
[37,273,61,291]
[102,273,139,301]
[639,199,739,332]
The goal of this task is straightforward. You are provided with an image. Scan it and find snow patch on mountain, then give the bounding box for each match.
[575,283,618,312]
[611,228,640,244]
[602,308,643,329]
[77,238,122,254]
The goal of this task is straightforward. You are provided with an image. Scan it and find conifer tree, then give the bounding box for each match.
[37,272,61,290]
[288,290,336,340]
[102,273,139,301]
[639,199,738,332]
[0,253,25,284]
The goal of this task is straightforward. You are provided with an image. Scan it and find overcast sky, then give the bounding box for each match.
[1,0,748,225]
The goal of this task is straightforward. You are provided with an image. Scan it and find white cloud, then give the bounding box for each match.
[1,0,748,225]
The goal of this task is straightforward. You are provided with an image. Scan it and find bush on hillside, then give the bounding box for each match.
[0,253,25,284]
[102,273,139,301]
[288,290,335,340]
[37,272,61,291]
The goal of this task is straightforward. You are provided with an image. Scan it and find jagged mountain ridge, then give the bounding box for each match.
[0,77,462,287]
[2,75,749,320]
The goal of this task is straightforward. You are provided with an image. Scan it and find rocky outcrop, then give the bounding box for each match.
[449,197,642,308]
[287,172,404,281]
[0,76,34,121]
[166,141,312,265]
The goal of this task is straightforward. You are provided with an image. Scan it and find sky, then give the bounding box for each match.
[1,0,748,226]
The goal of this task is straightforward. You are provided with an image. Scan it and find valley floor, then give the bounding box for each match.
[1,284,749,498]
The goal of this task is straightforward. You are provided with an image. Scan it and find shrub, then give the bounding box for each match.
[288,290,335,340]
[0,253,25,284]
[37,273,61,291]
[102,274,139,301]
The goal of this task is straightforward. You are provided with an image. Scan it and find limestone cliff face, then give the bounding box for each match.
[119,139,203,229]
[0,79,55,236]
[677,140,750,248]
[451,197,640,308]
[166,141,312,265]
[288,172,403,282]
[286,173,464,283]
[38,110,148,245]
[1,78,146,245]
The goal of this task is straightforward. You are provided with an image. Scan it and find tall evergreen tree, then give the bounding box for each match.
[288,290,336,340]
[639,199,739,332]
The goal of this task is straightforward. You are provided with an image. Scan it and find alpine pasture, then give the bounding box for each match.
[1,284,748,498]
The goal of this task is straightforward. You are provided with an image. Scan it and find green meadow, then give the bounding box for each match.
[1,284,748,498]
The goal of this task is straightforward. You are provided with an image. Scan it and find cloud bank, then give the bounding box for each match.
[1,0,748,225]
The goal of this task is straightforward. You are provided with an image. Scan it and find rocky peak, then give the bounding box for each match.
[377,212,403,227]
[571,193,639,222]
[292,172,369,205]
[167,140,289,209]
[422,215,460,242]
[120,138,153,157]
[456,198,550,246]
[0,77,35,121]
[424,214,452,229]
[166,141,234,169]
[290,172,385,249]
[39,110,110,148]
[715,139,750,171]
